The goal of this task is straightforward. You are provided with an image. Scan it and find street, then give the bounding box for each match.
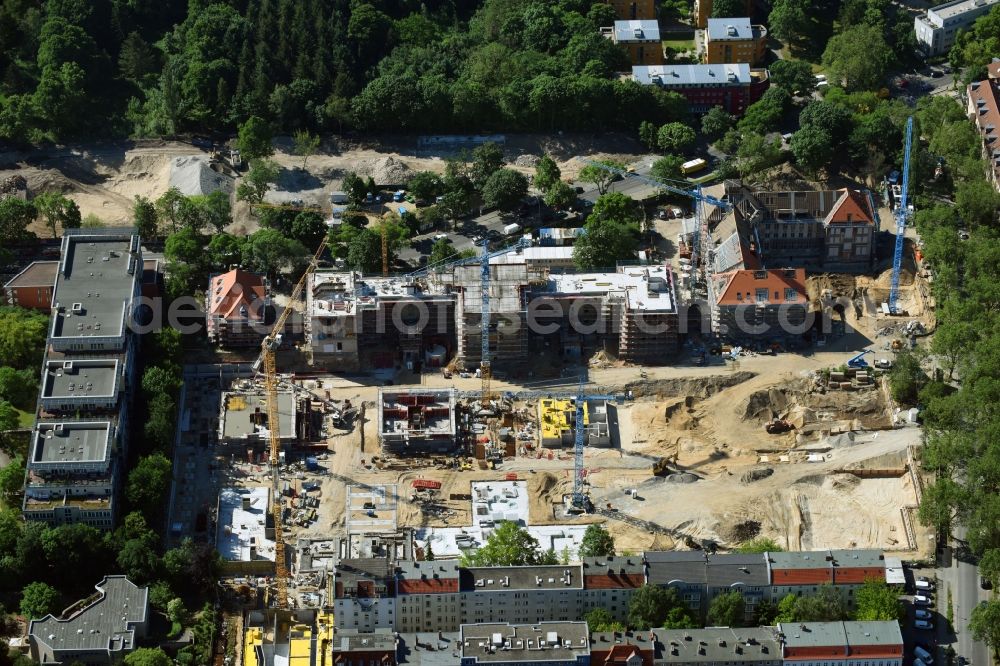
[937,527,990,666]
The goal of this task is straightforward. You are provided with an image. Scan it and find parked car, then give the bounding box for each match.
[981,575,992,589]
[914,645,934,663]
[913,594,932,605]
[433,233,448,240]
[914,619,934,630]
[874,358,892,369]
[915,579,935,591]
[914,609,932,620]
[915,659,929,666]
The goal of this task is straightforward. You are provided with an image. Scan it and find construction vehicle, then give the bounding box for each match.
[888,117,914,315]
[765,419,794,434]
[846,349,873,368]
[255,237,328,608]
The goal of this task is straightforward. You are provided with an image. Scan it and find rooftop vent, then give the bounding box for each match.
[63,361,73,371]
[71,302,83,313]
[633,27,643,38]
[726,24,738,36]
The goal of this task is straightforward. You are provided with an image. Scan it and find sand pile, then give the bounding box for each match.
[356,156,412,187]
[169,156,235,196]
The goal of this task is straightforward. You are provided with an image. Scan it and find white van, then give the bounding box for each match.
[914,646,934,663]
[915,579,934,591]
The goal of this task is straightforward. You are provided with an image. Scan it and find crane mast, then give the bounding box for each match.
[889,117,914,315]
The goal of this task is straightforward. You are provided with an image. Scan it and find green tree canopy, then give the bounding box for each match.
[579,160,624,196]
[854,579,904,621]
[124,647,174,666]
[292,130,321,170]
[237,115,274,160]
[33,192,80,238]
[0,307,49,370]
[628,585,697,630]
[768,0,809,43]
[20,581,59,619]
[649,155,685,183]
[237,160,280,205]
[573,215,639,270]
[461,521,548,566]
[701,107,735,141]
[821,24,892,92]
[657,122,697,153]
[0,453,25,501]
[711,0,747,18]
[127,454,173,518]
[471,142,505,189]
[969,599,1000,656]
[408,171,445,202]
[544,180,576,210]
[132,196,159,240]
[0,198,37,245]
[244,229,308,277]
[482,168,528,211]
[578,524,615,557]
[790,127,835,175]
[768,60,816,95]
[707,590,746,627]
[534,155,561,192]
[584,607,625,632]
[0,366,38,409]
[735,537,784,553]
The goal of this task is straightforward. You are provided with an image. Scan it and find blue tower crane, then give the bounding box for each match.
[889,117,914,315]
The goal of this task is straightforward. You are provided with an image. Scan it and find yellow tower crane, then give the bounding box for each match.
[258,237,328,608]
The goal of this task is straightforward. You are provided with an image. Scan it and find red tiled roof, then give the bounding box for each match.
[988,60,1000,80]
[584,573,646,589]
[396,578,459,594]
[833,567,885,584]
[771,569,833,585]
[968,77,1000,184]
[3,261,58,289]
[208,269,266,319]
[716,268,807,306]
[824,189,874,226]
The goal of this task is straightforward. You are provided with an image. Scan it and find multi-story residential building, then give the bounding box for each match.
[632,64,770,116]
[704,18,767,66]
[778,621,903,666]
[914,0,1000,56]
[607,20,666,66]
[966,66,1000,191]
[206,268,270,347]
[23,230,142,529]
[460,622,591,665]
[726,184,878,270]
[694,0,755,28]
[28,576,149,665]
[604,0,656,20]
[712,269,809,342]
[3,260,57,310]
[330,549,889,633]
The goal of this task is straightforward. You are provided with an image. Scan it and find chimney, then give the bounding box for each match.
[242,496,251,510]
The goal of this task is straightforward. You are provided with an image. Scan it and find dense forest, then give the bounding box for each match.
[0,0,699,143]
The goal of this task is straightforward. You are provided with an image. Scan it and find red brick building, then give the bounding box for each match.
[632,64,770,116]
[4,261,57,310]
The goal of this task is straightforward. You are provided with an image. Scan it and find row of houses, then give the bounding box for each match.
[331,548,897,633]
[965,59,1000,192]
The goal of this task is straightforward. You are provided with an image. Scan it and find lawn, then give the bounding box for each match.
[662,38,696,53]
[16,408,34,427]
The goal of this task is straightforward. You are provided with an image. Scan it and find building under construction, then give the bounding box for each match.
[219,389,299,451]
[538,398,611,448]
[377,389,458,453]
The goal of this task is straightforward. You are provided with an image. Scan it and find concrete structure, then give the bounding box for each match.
[704,18,767,66]
[967,68,1000,191]
[459,622,590,665]
[607,20,665,65]
[632,64,770,116]
[24,230,142,529]
[538,398,610,448]
[491,245,577,270]
[725,184,877,270]
[28,576,148,665]
[914,0,1000,56]
[216,487,277,575]
[712,269,809,341]
[377,388,458,453]
[4,260,57,310]
[537,228,585,247]
[604,0,656,20]
[219,390,297,447]
[206,268,270,347]
[695,0,754,28]
[778,621,903,666]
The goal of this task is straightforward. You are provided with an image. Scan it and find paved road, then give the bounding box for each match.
[938,527,990,666]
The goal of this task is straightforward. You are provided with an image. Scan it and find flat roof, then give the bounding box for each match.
[614,19,661,42]
[543,266,676,312]
[472,480,528,527]
[931,0,1000,20]
[29,576,147,651]
[653,626,778,662]
[41,357,119,402]
[633,63,753,86]
[884,556,905,585]
[310,270,450,318]
[842,621,903,647]
[417,523,590,561]
[779,622,849,649]
[829,549,884,568]
[461,564,583,591]
[332,634,395,652]
[706,17,754,40]
[644,550,708,585]
[220,391,296,441]
[32,421,111,465]
[490,246,576,264]
[706,553,770,587]
[4,260,57,289]
[216,487,275,562]
[460,622,590,663]
[51,232,140,340]
[767,550,831,569]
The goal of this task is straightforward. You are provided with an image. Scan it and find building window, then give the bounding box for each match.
[755,288,769,303]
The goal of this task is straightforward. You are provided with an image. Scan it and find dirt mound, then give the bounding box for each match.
[740,466,774,484]
[621,371,755,399]
[170,156,235,196]
[742,388,792,421]
[356,156,412,187]
[823,473,861,491]
[533,472,559,496]
[719,518,761,543]
[663,397,698,430]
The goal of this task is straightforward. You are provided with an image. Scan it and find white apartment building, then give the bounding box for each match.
[914,0,1000,56]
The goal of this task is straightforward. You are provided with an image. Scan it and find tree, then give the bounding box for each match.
[165,226,206,268]
[471,142,505,189]
[711,0,747,17]
[702,107,735,141]
[144,394,176,452]
[736,537,784,553]
[33,192,80,238]
[768,0,809,43]
[346,228,384,273]
[482,169,528,211]
[155,188,185,234]
[708,590,746,627]
[0,198,37,245]
[0,366,38,409]
[650,155,685,183]
[790,127,835,175]
[639,120,658,150]
[628,585,696,630]
[127,454,173,517]
[244,229,308,277]
[793,585,848,621]
[430,238,459,265]
[0,454,25,500]
[132,196,158,241]
[590,192,640,226]
[774,593,798,622]
[657,122,697,153]
[584,607,625,632]
[574,217,639,270]
[189,191,231,233]
[534,155,561,192]
[164,538,222,595]
[408,171,444,203]
[461,520,546,566]
[822,24,892,92]
[968,599,1000,657]
[579,524,616,557]
[20,581,59,619]
[735,133,784,182]
[207,233,245,270]
[167,598,187,625]
[424,541,435,561]
[769,60,816,95]
[124,648,174,666]
[292,130,321,170]
[738,87,790,135]
[117,536,160,584]
[888,350,926,405]
[237,159,280,205]
[854,579,904,621]
[544,181,576,210]
[0,307,49,370]
[579,160,624,196]
[800,101,855,146]
[237,116,274,160]
[955,179,1000,227]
